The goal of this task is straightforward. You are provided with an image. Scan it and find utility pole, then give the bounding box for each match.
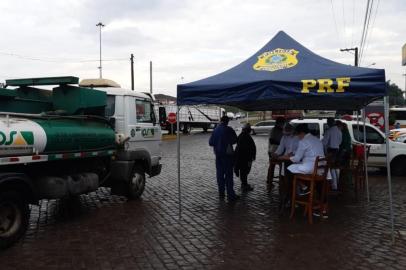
[96,22,105,78]
[130,54,134,90]
[340,47,358,66]
[149,61,153,94]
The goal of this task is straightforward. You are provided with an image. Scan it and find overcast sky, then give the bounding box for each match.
[0,0,405,96]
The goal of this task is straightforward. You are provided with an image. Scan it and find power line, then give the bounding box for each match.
[361,0,380,63]
[0,51,127,63]
[330,0,343,48]
[342,0,347,47]
[359,0,374,64]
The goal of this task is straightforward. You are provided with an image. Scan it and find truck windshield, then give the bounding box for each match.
[105,95,115,117]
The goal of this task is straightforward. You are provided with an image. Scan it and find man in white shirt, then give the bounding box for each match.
[278,124,325,207]
[283,124,325,175]
[322,118,342,190]
[272,123,300,158]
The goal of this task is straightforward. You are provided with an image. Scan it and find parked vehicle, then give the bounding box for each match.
[251,120,275,135]
[156,104,223,133]
[390,107,406,128]
[290,118,406,176]
[226,112,235,120]
[390,128,406,143]
[0,77,162,249]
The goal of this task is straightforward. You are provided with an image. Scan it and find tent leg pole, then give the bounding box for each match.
[384,96,395,243]
[177,105,182,220]
[362,108,370,202]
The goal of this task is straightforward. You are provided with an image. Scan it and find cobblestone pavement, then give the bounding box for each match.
[1,130,406,270]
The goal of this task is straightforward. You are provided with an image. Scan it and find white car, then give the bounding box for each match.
[290,118,406,176]
[251,120,275,135]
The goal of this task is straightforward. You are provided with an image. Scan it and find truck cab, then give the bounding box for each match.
[290,118,406,176]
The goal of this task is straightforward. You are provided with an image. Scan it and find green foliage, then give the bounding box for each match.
[387,80,405,106]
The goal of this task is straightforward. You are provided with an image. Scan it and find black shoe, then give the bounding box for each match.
[228,195,240,202]
[242,184,254,192]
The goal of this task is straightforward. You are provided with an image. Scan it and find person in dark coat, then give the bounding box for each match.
[234,123,256,192]
[209,116,239,201]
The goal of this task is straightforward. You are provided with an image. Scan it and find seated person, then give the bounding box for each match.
[279,124,325,195]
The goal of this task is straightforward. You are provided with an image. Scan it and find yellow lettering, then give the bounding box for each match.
[336,77,351,93]
[317,79,334,93]
[301,79,317,93]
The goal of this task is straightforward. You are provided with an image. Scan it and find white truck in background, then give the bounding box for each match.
[156,105,224,133]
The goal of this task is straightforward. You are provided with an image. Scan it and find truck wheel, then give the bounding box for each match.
[0,191,29,249]
[391,156,406,176]
[182,124,191,134]
[203,125,208,133]
[127,166,146,199]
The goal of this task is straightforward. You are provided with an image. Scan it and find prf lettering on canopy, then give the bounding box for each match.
[301,77,351,93]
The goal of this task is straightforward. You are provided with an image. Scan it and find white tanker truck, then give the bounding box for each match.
[0,76,162,249]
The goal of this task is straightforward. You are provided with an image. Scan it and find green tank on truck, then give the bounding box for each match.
[0,117,116,157]
[0,76,162,249]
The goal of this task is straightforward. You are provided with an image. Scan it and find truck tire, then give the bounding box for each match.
[182,124,191,134]
[127,166,146,199]
[0,191,29,249]
[203,125,209,133]
[391,156,406,176]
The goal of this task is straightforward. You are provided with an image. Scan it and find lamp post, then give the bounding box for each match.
[96,22,105,78]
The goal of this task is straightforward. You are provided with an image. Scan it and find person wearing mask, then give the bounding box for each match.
[209,116,239,201]
[322,118,342,191]
[234,123,256,192]
[271,123,299,210]
[267,117,286,190]
[279,124,325,194]
[272,123,300,159]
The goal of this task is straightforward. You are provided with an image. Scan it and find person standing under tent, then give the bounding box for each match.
[322,118,342,191]
[267,117,286,190]
[234,123,256,192]
[209,116,239,201]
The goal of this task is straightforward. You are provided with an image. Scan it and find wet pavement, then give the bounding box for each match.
[1,129,406,270]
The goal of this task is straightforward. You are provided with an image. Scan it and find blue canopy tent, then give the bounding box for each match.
[175,31,394,240]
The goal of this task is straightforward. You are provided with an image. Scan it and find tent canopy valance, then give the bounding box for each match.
[177,31,386,111]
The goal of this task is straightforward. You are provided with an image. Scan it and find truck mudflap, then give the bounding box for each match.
[149,164,162,177]
[110,160,135,182]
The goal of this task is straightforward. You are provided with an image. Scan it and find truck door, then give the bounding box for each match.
[126,96,161,168]
[352,124,386,166]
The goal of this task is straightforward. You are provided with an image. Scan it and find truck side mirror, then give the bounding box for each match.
[159,107,167,124]
[108,117,116,129]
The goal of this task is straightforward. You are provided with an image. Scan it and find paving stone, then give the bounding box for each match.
[0,131,405,269]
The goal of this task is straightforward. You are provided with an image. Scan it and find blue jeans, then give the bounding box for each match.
[215,156,236,199]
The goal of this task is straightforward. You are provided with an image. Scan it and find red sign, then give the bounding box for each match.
[167,112,177,124]
[366,112,385,130]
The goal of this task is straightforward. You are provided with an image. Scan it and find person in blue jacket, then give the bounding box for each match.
[209,116,239,201]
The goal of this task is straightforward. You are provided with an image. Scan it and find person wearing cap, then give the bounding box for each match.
[209,116,239,201]
[234,123,256,192]
[267,117,286,189]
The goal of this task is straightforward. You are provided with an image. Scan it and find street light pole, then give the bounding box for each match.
[96,22,105,79]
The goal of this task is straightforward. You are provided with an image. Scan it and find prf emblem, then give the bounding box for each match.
[253,48,299,72]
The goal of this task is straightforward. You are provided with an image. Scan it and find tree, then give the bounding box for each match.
[387,80,405,106]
